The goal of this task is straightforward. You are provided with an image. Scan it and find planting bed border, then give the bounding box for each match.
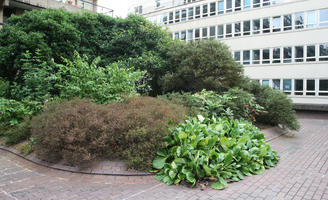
[0,127,286,176]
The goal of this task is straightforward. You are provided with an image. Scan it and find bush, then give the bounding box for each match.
[31,97,187,169]
[4,120,32,145]
[243,81,300,130]
[153,115,279,189]
[159,40,244,93]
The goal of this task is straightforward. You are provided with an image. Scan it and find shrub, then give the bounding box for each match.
[242,81,300,130]
[4,120,32,145]
[159,40,244,93]
[153,115,279,189]
[31,97,187,169]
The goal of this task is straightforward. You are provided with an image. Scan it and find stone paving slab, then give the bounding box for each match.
[0,113,327,200]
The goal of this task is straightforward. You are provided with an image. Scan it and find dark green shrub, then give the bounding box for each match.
[242,81,300,130]
[4,120,32,145]
[159,40,244,93]
[153,116,279,189]
[31,97,187,169]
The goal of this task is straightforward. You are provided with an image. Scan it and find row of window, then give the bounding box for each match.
[169,9,328,41]
[257,79,328,96]
[147,0,299,25]
[234,44,328,65]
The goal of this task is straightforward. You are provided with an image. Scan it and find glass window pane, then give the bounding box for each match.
[202,27,208,37]
[234,51,241,62]
[243,21,250,35]
[283,79,292,91]
[188,7,194,20]
[307,11,316,28]
[262,80,269,86]
[218,1,224,14]
[307,45,316,62]
[217,25,224,38]
[226,0,232,13]
[295,46,304,62]
[210,26,215,37]
[226,24,232,37]
[235,0,241,11]
[169,12,174,23]
[253,50,260,64]
[263,18,270,33]
[243,50,250,65]
[210,2,216,15]
[295,12,304,29]
[319,80,328,91]
[195,6,200,18]
[203,4,208,17]
[283,47,292,63]
[273,79,281,90]
[253,19,260,34]
[295,79,304,91]
[181,31,186,40]
[187,29,193,40]
[181,9,186,21]
[175,11,180,22]
[273,16,281,32]
[263,49,270,64]
[195,29,200,38]
[284,15,292,31]
[174,32,179,39]
[244,0,251,10]
[234,22,241,36]
[320,9,328,27]
[263,0,270,6]
[320,44,328,61]
[307,80,315,91]
[253,0,261,8]
[273,48,281,63]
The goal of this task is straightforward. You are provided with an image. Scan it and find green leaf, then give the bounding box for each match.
[153,157,166,169]
[211,180,227,190]
[197,115,205,122]
[169,170,177,179]
[186,172,196,184]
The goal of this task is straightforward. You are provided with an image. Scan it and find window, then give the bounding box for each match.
[202,27,208,38]
[243,50,250,65]
[169,12,174,23]
[163,13,168,24]
[235,0,241,11]
[195,6,201,18]
[320,43,328,61]
[273,48,281,63]
[306,11,316,28]
[294,79,304,95]
[283,47,292,63]
[283,79,292,94]
[156,0,164,8]
[320,9,328,27]
[175,11,180,23]
[218,1,224,14]
[262,80,269,86]
[306,80,315,96]
[243,21,251,35]
[174,32,179,39]
[181,31,186,41]
[134,5,143,14]
[273,79,281,90]
[187,29,193,41]
[253,0,261,8]
[181,9,187,21]
[209,26,216,38]
[217,25,224,38]
[252,50,260,64]
[188,7,194,20]
[253,19,261,34]
[169,33,173,39]
[273,16,281,32]
[295,12,304,29]
[262,49,270,64]
[263,18,270,33]
[263,0,270,6]
[307,45,316,62]
[210,2,216,16]
[226,0,232,13]
[234,22,241,37]
[284,15,292,31]
[295,46,304,62]
[319,79,328,96]
[195,28,200,39]
[234,51,241,64]
[244,0,251,10]
[203,4,208,17]
[226,24,232,38]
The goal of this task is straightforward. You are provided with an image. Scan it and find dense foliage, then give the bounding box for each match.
[242,81,300,130]
[153,116,279,189]
[31,97,187,169]
[159,40,244,93]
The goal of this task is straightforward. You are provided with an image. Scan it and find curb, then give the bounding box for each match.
[0,127,286,177]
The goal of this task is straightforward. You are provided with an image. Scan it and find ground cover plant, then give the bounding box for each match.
[153,115,279,189]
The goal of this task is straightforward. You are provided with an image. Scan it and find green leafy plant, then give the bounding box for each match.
[153,115,279,189]
[18,137,36,155]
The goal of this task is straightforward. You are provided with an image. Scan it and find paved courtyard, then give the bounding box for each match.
[0,112,328,200]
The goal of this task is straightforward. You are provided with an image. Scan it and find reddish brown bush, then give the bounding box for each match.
[31,97,187,170]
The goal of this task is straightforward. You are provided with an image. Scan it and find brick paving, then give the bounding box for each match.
[0,112,328,200]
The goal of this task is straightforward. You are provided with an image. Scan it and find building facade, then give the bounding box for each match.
[131,0,328,110]
[0,0,113,27]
